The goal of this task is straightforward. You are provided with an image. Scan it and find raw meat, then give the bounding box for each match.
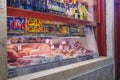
[23,48,33,54]
[7,45,18,52]
[30,49,41,55]
[38,43,51,54]
[30,43,39,49]
[7,49,18,62]
[18,51,29,58]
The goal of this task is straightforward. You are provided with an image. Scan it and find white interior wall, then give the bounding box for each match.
[106,0,115,80]
[106,0,114,59]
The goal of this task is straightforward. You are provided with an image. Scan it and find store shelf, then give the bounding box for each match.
[7,31,85,37]
[7,7,97,26]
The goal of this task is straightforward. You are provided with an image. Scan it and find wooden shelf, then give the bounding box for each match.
[7,7,97,26]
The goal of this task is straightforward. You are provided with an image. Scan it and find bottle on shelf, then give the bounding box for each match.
[60,2,66,15]
[32,0,45,12]
[15,0,25,9]
[46,0,52,13]
[39,0,46,12]
[8,0,16,7]
[25,0,33,10]
[7,0,10,6]
[7,0,93,21]
[80,2,87,20]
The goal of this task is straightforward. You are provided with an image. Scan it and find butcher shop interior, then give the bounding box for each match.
[6,0,99,78]
[0,0,114,80]
[7,18,98,78]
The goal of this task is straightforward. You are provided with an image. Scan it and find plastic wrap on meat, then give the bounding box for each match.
[38,43,51,54]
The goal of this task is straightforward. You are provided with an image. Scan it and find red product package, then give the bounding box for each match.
[7,17,26,32]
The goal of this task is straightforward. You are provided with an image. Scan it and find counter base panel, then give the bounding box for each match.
[9,57,113,80]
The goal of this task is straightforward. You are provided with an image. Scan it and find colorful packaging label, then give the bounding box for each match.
[7,17,26,32]
[26,18,42,32]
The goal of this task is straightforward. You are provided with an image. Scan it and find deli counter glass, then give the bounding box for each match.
[7,27,98,78]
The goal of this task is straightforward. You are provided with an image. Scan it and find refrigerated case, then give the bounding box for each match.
[7,0,106,78]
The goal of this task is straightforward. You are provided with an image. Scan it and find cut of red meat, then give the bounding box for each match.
[30,49,41,55]
[18,51,29,58]
[7,49,18,62]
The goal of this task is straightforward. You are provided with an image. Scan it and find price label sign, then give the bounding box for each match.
[0,0,3,8]
[18,45,22,51]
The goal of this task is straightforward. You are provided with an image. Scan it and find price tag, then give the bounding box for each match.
[0,0,3,8]
[7,39,11,44]
[18,45,22,51]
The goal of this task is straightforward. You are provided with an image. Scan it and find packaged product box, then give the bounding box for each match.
[46,0,65,15]
[26,18,42,32]
[7,17,26,32]
[60,25,69,33]
[69,26,77,33]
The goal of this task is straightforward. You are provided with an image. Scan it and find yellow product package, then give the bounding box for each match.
[78,4,87,20]
[26,18,42,33]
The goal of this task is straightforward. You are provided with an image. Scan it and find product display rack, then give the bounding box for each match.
[7,7,97,26]
[7,32,85,37]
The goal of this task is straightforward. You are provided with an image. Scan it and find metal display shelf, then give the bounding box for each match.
[7,7,97,26]
[7,32,85,37]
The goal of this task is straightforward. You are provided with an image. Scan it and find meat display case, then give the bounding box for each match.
[8,36,97,78]
[7,0,106,78]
